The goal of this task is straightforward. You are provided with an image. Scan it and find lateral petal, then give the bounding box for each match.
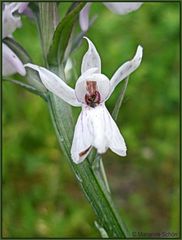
[3,43,26,76]
[106,110,127,156]
[71,109,93,164]
[93,105,127,156]
[108,45,143,99]
[79,3,92,32]
[81,37,101,74]
[25,63,81,107]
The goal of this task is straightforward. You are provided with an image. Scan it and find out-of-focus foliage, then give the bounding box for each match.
[3,2,180,238]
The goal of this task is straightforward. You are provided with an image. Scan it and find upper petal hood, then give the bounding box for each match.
[107,45,143,99]
[103,2,143,15]
[75,68,110,104]
[3,43,26,76]
[25,63,81,107]
[81,37,101,74]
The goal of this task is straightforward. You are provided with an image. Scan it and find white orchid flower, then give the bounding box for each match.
[2,2,28,77]
[25,37,143,164]
[80,2,143,31]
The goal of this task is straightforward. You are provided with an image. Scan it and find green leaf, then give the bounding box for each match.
[47,2,86,66]
[67,15,97,57]
[63,14,97,64]
[26,68,47,92]
[66,2,81,15]
[3,78,47,100]
[3,37,32,64]
[38,2,59,60]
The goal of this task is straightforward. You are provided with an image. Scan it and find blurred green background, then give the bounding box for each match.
[2,2,180,238]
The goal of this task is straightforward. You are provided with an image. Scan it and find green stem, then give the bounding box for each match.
[91,153,111,194]
[47,93,130,238]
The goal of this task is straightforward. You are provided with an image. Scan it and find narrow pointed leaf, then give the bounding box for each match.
[26,67,48,92]
[38,2,59,58]
[65,15,97,61]
[66,2,81,15]
[47,2,86,66]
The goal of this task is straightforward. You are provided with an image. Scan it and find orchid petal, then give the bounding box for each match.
[22,7,34,19]
[108,45,143,99]
[92,105,126,156]
[3,43,26,76]
[103,2,143,15]
[71,109,93,164]
[16,2,29,13]
[71,103,127,163]
[79,3,92,32]
[71,104,110,163]
[24,63,81,107]
[79,67,99,79]
[81,37,101,74]
[106,110,127,156]
[90,105,110,154]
